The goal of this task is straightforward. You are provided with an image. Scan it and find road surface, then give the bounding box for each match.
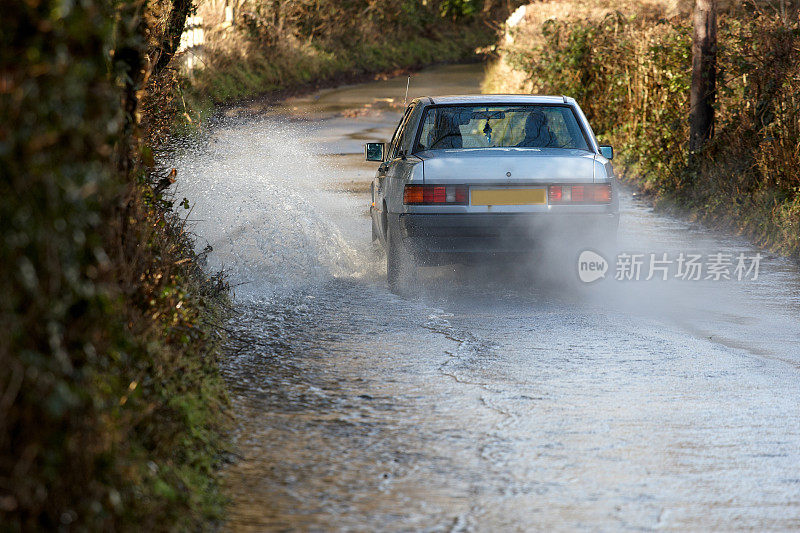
[171,64,800,531]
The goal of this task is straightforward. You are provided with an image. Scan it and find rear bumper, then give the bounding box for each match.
[397,212,619,255]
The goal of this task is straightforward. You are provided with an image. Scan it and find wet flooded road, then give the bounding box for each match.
[172,64,800,530]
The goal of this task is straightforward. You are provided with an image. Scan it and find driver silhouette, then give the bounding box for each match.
[517,109,557,148]
[429,108,471,149]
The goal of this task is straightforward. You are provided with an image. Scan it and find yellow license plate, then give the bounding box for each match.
[471,188,546,206]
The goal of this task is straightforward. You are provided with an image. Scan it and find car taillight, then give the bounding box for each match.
[549,184,612,204]
[404,185,468,205]
[593,185,612,203]
[404,186,424,204]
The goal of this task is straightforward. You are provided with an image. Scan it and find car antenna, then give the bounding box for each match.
[403,76,411,108]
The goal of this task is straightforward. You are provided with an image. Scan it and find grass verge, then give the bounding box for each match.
[159,22,500,129]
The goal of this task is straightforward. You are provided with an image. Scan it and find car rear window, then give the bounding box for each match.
[414,104,590,152]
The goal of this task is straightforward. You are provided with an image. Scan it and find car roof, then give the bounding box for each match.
[415,94,576,106]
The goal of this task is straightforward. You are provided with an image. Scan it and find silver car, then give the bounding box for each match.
[366,95,619,292]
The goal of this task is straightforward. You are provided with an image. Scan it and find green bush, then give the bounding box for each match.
[1,0,230,529]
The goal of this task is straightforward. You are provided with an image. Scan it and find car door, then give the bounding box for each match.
[374,104,415,241]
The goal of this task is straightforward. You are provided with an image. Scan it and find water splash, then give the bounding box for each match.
[169,115,373,301]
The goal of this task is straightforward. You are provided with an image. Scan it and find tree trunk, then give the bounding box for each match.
[689,0,717,154]
[153,0,195,75]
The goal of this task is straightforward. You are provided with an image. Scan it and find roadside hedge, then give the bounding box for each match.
[487,1,800,257]
[1,0,229,529]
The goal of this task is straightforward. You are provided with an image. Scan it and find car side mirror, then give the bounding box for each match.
[365,142,385,162]
[599,145,614,160]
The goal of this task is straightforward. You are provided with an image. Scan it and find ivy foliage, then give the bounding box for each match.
[1,0,230,529]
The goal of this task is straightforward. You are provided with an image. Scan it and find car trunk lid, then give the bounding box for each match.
[418,148,597,184]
